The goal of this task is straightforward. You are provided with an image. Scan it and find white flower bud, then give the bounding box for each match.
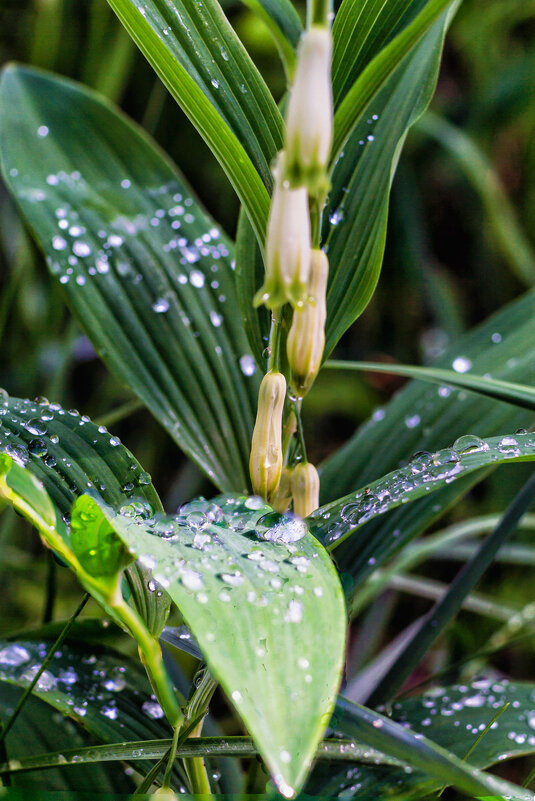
[249,371,286,501]
[271,466,294,513]
[287,249,328,397]
[284,27,333,191]
[254,155,311,309]
[292,462,320,517]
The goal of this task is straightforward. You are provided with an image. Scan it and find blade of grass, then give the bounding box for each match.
[325,359,535,410]
[367,470,535,707]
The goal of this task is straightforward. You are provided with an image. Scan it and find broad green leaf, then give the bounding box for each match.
[323,5,457,356]
[0,393,169,636]
[332,0,427,106]
[319,289,535,593]
[0,65,260,493]
[0,638,186,786]
[325,359,535,410]
[0,683,133,793]
[71,493,347,797]
[311,684,535,800]
[309,431,535,550]
[332,0,459,158]
[104,0,271,243]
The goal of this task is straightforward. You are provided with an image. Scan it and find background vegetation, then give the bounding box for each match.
[2,0,535,797]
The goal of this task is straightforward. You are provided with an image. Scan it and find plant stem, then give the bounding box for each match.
[183,667,218,794]
[162,724,181,789]
[112,595,182,727]
[307,0,332,27]
[0,593,89,747]
[293,398,308,462]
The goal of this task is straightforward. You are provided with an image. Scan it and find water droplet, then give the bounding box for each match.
[0,645,30,666]
[453,435,489,454]
[452,356,472,373]
[284,600,303,623]
[257,512,307,544]
[142,700,164,719]
[25,418,47,436]
[152,297,169,313]
[240,354,256,376]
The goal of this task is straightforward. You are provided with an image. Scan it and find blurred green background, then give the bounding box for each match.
[1,3,535,792]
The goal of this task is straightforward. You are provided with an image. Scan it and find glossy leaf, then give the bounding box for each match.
[105,0,271,241]
[0,638,186,785]
[320,289,535,593]
[71,493,347,798]
[311,684,535,800]
[0,683,133,793]
[310,431,535,550]
[0,65,260,493]
[323,5,458,356]
[0,393,169,636]
[325,359,535,410]
[241,0,302,77]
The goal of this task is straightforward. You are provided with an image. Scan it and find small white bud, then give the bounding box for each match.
[254,154,311,309]
[287,249,328,397]
[284,27,333,191]
[249,371,287,501]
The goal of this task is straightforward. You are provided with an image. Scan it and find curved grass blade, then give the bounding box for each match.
[319,289,535,594]
[330,696,532,801]
[367,471,535,706]
[312,682,535,800]
[0,393,168,636]
[0,736,400,775]
[309,431,535,550]
[418,111,535,286]
[71,493,347,798]
[325,359,535,410]
[0,65,260,493]
[104,0,270,242]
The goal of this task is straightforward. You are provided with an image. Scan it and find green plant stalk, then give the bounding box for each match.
[112,595,182,728]
[241,0,296,80]
[307,0,332,28]
[267,308,284,372]
[182,668,218,794]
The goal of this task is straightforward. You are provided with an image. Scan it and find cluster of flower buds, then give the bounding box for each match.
[249,371,286,502]
[250,18,333,507]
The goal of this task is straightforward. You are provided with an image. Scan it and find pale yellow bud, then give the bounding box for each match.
[284,27,333,191]
[287,249,328,397]
[254,154,311,309]
[292,462,320,517]
[153,788,179,800]
[271,466,294,513]
[249,371,286,501]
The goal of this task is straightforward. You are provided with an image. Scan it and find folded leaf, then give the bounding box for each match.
[0,65,260,493]
[0,393,169,635]
[71,493,347,798]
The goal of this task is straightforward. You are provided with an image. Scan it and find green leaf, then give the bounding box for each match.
[332,0,427,106]
[0,638,186,785]
[0,65,260,494]
[332,0,459,158]
[319,289,535,593]
[313,684,535,800]
[0,393,169,636]
[104,0,272,242]
[71,493,347,797]
[323,4,457,356]
[240,0,302,78]
[310,431,535,550]
[325,359,535,410]
[0,683,133,793]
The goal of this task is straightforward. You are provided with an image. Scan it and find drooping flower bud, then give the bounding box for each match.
[254,153,311,310]
[271,466,294,513]
[249,371,286,501]
[292,461,320,517]
[154,788,179,800]
[287,249,328,397]
[284,27,333,191]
